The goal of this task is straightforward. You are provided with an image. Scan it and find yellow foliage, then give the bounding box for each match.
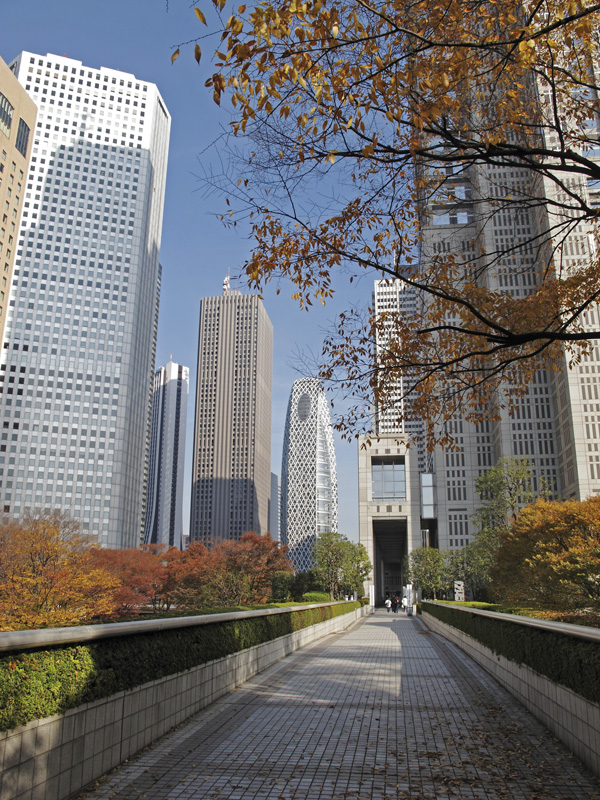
[490,497,600,610]
[0,512,118,630]
[178,0,600,443]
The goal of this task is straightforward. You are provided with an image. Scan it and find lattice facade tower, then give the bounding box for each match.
[281,377,338,571]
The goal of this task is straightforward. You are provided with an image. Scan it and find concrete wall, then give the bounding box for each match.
[421,609,600,777]
[0,605,368,800]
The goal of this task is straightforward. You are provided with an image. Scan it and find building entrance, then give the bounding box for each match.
[372,519,408,605]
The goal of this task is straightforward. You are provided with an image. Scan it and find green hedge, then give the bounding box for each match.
[302,591,331,603]
[0,601,361,731]
[422,602,600,703]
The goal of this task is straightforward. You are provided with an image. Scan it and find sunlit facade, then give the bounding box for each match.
[0,56,36,347]
[0,52,170,547]
[190,287,273,544]
[145,359,189,549]
[281,377,338,571]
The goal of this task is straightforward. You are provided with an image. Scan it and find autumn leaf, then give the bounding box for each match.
[171,0,600,445]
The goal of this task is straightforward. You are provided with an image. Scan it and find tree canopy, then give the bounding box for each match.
[314,531,371,599]
[0,519,294,629]
[0,513,117,630]
[177,0,600,440]
[473,457,539,533]
[490,496,600,609]
[405,546,445,599]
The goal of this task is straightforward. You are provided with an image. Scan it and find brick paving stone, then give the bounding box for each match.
[78,611,600,800]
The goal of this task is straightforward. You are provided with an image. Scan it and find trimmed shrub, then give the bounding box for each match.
[422,602,600,703]
[302,591,331,603]
[0,601,361,731]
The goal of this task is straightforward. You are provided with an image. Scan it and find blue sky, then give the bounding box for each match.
[0,0,369,540]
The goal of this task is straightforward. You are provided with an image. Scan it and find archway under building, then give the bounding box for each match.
[372,518,408,605]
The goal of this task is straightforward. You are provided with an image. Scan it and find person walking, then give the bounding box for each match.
[385,597,392,613]
[391,596,398,613]
[401,596,408,613]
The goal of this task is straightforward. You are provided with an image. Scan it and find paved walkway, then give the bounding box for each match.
[80,610,600,800]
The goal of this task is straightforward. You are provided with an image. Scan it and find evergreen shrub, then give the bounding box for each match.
[302,591,331,603]
[0,601,361,731]
[422,602,600,703]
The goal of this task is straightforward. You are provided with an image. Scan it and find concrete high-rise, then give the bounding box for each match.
[359,136,600,600]
[0,56,36,347]
[0,52,170,548]
[190,284,273,544]
[145,359,189,550]
[280,377,338,571]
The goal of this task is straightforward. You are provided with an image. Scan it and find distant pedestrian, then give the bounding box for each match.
[394,595,400,613]
[391,596,398,613]
[385,597,392,613]
[401,596,408,613]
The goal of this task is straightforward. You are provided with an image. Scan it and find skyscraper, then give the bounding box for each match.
[372,278,427,471]
[359,152,600,601]
[280,377,338,571]
[0,56,36,346]
[190,283,273,544]
[0,52,170,548]
[145,359,189,550]
[269,471,280,541]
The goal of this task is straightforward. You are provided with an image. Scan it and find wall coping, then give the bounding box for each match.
[0,601,351,652]
[422,601,600,643]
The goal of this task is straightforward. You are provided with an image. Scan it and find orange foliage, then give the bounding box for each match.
[167,542,212,608]
[207,532,293,606]
[90,544,179,616]
[0,516,295,629]
[0,512,117,631]
[490,497,600,610]
[172,533,293,608]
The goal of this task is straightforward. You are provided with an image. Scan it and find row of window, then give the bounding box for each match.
[0,92,30,158]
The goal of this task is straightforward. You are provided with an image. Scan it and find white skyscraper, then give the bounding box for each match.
[281,377,338,572]
[0,52,170,548]
[145,359,189,550]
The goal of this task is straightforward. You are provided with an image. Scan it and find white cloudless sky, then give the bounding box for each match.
[0,0,373,541]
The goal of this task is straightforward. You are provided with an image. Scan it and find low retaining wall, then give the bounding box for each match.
[0,604,367,800]
[421,606,600,777]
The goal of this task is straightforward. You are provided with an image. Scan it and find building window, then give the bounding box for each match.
[371,456,406,501]
[0,93,14,138]
[15,119,30,157]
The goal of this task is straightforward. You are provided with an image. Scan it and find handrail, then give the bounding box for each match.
[421,601,600,644]
[0,601,349,653]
